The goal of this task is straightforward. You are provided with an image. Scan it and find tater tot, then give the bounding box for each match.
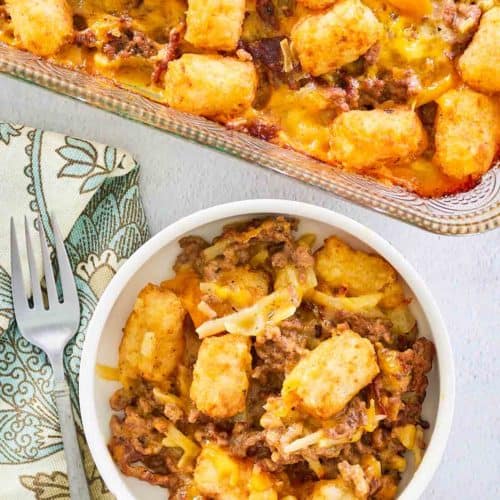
[328,108,428,170]
[194,444,249,500]
[282,330,379,419]
[433,88,498,180]
[291,0,382,76]
[185,0,245,51]
[190,334,252,418]
[458,7,500,93]
[314,236,400,297]
[309,479,358,500]
[119,284,186,387]
[165,54,257,118]
[6,0,73,56]
[194,444,278,499]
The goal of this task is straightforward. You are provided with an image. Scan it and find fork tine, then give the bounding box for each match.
[51,215,78,304]
[24,217,43,308]
[10,218,29,314]
[37,217,59,306]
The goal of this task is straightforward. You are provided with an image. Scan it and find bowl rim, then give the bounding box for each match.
[80,199,455,500]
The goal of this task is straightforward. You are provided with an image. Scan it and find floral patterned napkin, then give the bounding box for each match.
[0,122,150,499]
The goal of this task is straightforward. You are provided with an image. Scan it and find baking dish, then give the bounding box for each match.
[1,43,498,235]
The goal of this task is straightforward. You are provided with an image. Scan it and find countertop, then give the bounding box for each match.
[1,74,499,499]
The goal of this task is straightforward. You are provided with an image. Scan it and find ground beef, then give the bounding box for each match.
[74,29,97,48]
[201,217,302,280]
[441,0,482,57]
[338,461,370,499]
[270,243,314,270]
[173,235,208,273]
[109,437,173,487]
[418,101,437,131]
[285,461,317,484]
[110,409,164,456]
[409,337,434,395]
[227,119,279,141]
[325,69,422,113]
[357,71,421,107]
[244,37,284,73]
[228,424,267,458]
[262,397,369,467]
[322,86,352,114]
[163,402,184,423]
[103,17,158,59]
[254,321,309,377]
[362,42,381,66]
[256,0,279,29]
[193,422,230,447]
[369,337,434,426]
[356,77,386,107]
[322,309,393,345]
[323,398,368,442]
[240,37,308,95]
[110,387,135,411]
[247,121,279,141]
[383,70,422,102]
[152,23,184,84]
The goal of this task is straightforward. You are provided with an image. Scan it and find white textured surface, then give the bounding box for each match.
[1,74,499,499]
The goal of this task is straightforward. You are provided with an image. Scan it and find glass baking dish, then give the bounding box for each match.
[1,43,498,235]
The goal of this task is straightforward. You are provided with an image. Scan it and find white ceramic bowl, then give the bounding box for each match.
[80,200,455,500]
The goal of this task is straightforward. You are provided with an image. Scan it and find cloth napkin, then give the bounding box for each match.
[0,122,150,499]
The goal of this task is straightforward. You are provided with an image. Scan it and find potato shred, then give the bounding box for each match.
[107,217,435,499]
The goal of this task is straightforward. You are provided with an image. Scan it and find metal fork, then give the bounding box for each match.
[10,216,91,500]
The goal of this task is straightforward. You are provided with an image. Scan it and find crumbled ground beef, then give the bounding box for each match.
[254,321,309,377]
[173,235,208,273]
[244,37,284,73]
[320,68,421,114]
[103,17,158,59]
[440,0,482,57]
[229,423,267,458]
[110,387,135,411]
[227,119,279,141]
[418,101,438,131]
[322,308,394,345]
[74,29,97,48]
[322,86,352,114]
[151,23,185,84]
[200,217,309,281]
[362,42,381,66]
[262,397,370,466]
[247,121,279,141]
[193,422,230,447]
[368,337,434,426]
[72,13,88,31]
[285,461,317,484]
[409,337,435,395]
[256,0,279,29]
[109,436,173,487]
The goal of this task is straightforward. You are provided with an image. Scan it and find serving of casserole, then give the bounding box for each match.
[100,215,436,499]
[0,0,498,199]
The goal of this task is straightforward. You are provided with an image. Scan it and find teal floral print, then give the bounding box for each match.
[57,136,130,194]
[0,122,149,499]
[0,122,22,145]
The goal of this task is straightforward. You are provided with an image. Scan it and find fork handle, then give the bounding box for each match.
[53,378,92,500]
